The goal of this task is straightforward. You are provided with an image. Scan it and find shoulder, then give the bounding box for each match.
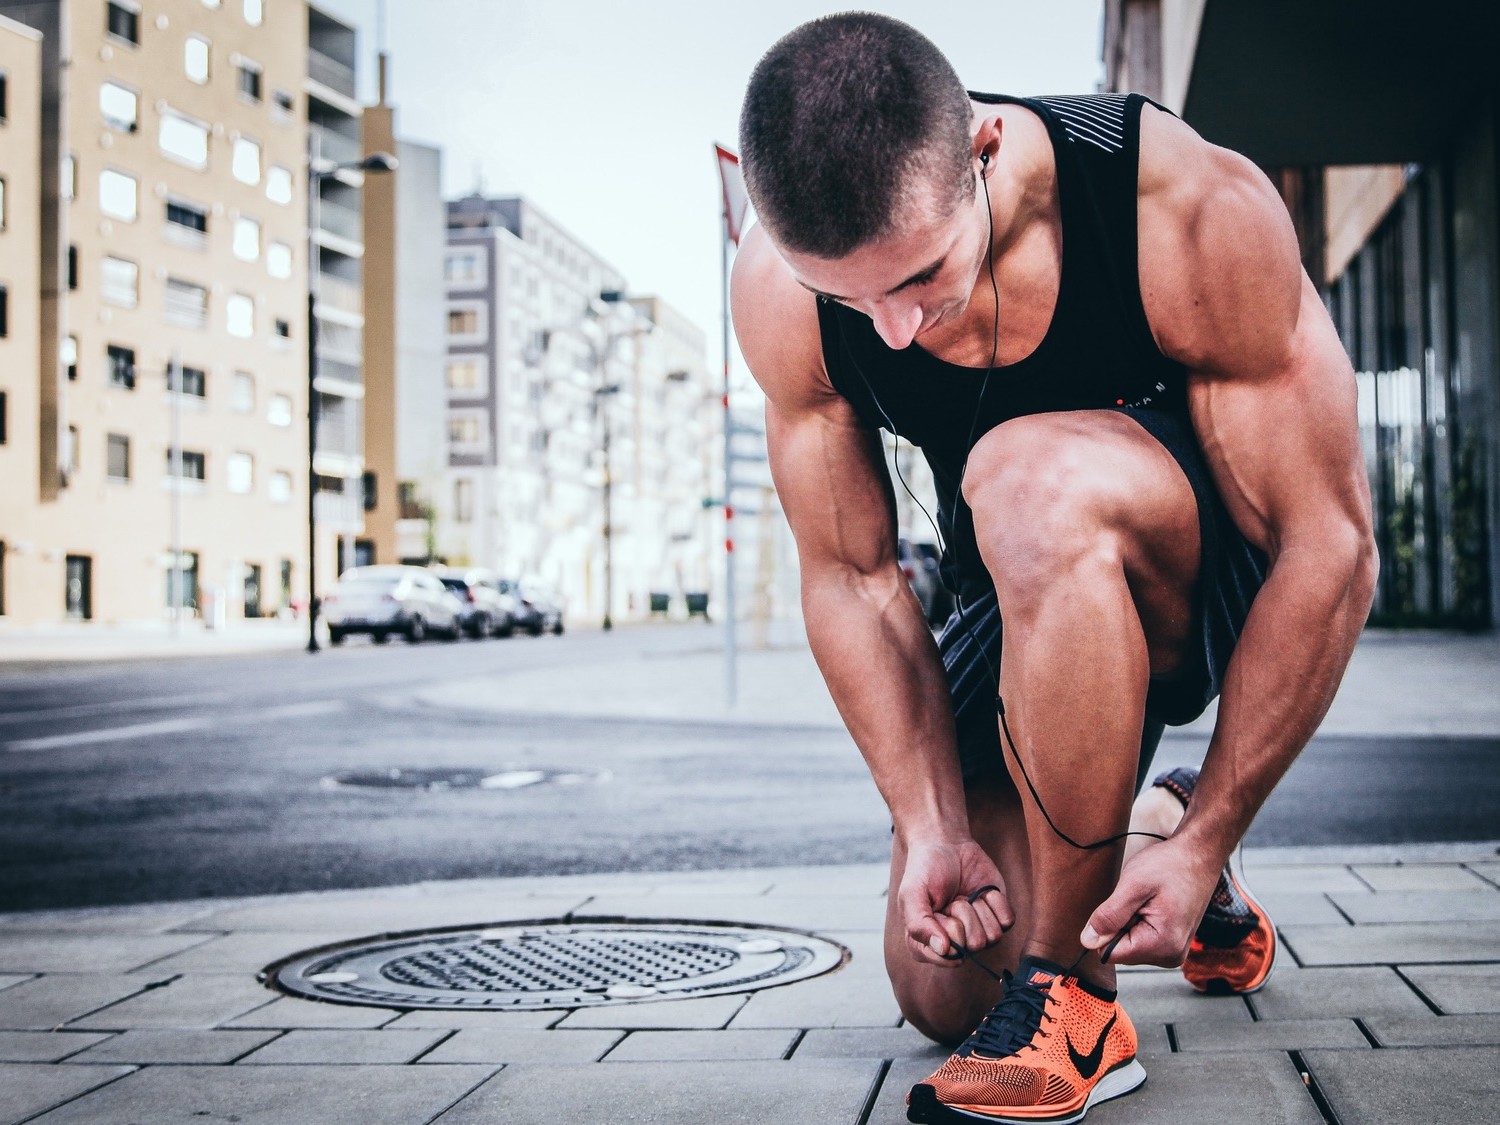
[730,224,840,414]
[1136,104,1303,379]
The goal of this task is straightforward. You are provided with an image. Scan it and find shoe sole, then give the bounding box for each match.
[1188,862,1277,995]
[907,1058,1147,1124]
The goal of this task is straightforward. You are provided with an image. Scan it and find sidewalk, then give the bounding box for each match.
[3,626,1498,1122]
[0,619,309,665]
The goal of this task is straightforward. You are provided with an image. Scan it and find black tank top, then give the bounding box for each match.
[817,92,1187,599]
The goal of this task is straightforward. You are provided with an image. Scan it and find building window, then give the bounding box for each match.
[0,286,7,338]
[273,317,290,339]
[65,425,79,474]
[232,136,261,184]
[232,371,255,412]
[266,241,292,279]
[226,293,254,337]
[265,165,292,205]
[227,451,253,493]
[267,393,292,426]
[243,0,263,26]
[445,250,484,285]
[106,1,139,46]
[67,245,79,290]
[168,363,207,397]
[185,35,210,83]
[62,154,76,199]
[164,278,208,326]
[100,81,138,132]
[0,391,6,444]
[101,256,137,306]
[164,198,209,248]
[448,414,483,445]
[454,478,473,523]
[0,73,8,123]
[232,215,260,260]
[0,177,7,229]
[362,470,377,512]
[106,432,130,480]
[237,59,262,102]
[447,358,484,393]
[272,89,294,119]
[203,0,221,8]
[167,448,206,480]
[447,308,479,336]
[269,471,292,503]
[160,111,209,169]
[107,344,136,389]
[63,335,78,381]
[98,168,138,221]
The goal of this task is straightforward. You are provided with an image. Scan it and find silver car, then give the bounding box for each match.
[323,565,463,645]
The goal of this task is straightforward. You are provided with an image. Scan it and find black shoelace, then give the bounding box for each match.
[957,968,1053,1059]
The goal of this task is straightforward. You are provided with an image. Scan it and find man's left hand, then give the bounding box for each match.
[1080,835,1223,966]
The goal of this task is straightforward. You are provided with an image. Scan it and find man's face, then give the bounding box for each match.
[777,172,988,351]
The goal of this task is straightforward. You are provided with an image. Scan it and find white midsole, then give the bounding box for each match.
[938,1058,1148,1124]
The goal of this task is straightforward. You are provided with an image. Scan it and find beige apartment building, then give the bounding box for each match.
[1104,0,1500,629]
[0,0,370,627]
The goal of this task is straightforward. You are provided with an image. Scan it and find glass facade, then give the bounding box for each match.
[1328,151,1496,627]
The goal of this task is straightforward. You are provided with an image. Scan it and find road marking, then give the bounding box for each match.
[0,691,229,727]
[6,717,209,752]
[252,700,346,722]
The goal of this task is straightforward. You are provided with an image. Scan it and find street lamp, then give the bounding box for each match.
[306,145,398,654]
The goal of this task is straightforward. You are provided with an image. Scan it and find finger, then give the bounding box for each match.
[1092,917,1185,968]
[951,893,1005,950]
[906,928,963,967]
[1081,878,1150,950]
[973,886,1015,933]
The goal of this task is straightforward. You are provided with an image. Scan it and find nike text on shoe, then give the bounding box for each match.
[907,956,1146,1124]
[1152,766,1277,994]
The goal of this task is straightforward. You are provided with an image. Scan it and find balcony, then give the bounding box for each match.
[307,48,356,99]
[314,489,362,530]
[314,275,363,321]
[311,125,362,167]
[317,198,362,243]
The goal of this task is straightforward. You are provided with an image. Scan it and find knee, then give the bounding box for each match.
[892,982,988,1048]
[962,419,1126,604]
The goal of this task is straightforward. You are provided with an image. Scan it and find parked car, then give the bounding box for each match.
[435,569,516,638]
[500,578,564,636]
[323,565,463,645]
[898,538,953,626]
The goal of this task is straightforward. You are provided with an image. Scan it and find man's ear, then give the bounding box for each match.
[972,114,1002,174]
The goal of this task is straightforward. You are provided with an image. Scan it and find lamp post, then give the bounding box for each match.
[306,142,398,654]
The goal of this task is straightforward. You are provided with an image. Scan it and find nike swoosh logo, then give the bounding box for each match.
[1066,1011,1117,1080]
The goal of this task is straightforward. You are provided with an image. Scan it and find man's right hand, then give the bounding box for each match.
[897,837,1015,966]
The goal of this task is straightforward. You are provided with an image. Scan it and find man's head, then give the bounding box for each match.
[739,12,975,260]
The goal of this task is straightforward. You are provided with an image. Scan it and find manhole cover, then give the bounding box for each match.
[320,767,605,792]
[268,920,847,1010]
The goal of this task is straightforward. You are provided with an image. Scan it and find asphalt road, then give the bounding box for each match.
[1,628,1496,912]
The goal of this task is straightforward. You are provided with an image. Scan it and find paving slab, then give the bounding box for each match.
[178,893,592,934]
[1115,971,1254,1024]
[0,974,172,1030]
[0,1031,112,1063]
[1467,860,1500,887]
[1245,890,1349,926]
[432,1059,882,1124]
[1364,1013,1500,1046]
[1349,863,1494,891]
[419,1028,622,1064]
[793,1025,948,1061]
[136,930,365,973]
[24,1063,497,1124]
[70,972,278,1030]
[1237,864,1370,894]
[603,1028,796,1061]
[1304,1046,1500,1125]
[1329,889,1500,924]
[0,1063,134,1124]
[1097,1051,1324,1125]
[556,994,747,1030]
[866,1058,940,1125]
[0,904,217,935]
[237,1028,448,1065]
[574,893,887,932]
[1281,921,1500,965]
[383,1008,563,1030]
[1248,966,1435,1020]
[222,995,402,1029]
[0,975,32,993]
[1399,963,1500,1013]
[0,932,211,974]
[1171,1017,1369,1051]
[64,1028,278,1064]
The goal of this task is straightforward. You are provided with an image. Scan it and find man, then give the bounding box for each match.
[731,13,1376,1124]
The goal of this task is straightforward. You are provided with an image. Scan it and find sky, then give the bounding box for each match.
[312,0,1106,360]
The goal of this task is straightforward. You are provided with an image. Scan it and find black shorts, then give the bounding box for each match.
[938,406,1268,791]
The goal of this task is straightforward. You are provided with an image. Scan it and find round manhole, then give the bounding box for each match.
[268,920,848,1010]
[320,767,606,792]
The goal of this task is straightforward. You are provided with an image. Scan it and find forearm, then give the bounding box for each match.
[1178,538,1377,857]
[802,563,971,844]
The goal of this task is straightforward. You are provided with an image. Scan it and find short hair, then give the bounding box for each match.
[739,12,974,259]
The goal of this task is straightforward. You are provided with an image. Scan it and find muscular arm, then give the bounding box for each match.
[732,227,1011,961]
[1088,109,1378,960]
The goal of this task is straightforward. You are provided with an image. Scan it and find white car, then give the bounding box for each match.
[323,566,463,645]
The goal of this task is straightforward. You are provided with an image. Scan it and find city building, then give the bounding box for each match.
[440,194,718,623]
[0,0,375,627]
[1103,0,1499,628]
[359,53,444,570]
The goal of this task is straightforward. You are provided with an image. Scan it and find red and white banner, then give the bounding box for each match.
[714,143,751,247]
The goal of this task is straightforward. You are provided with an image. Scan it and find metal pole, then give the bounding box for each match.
[306,137,322,653]
[721,226,737,706]
[602,384,613,632]
[170,349,182,636]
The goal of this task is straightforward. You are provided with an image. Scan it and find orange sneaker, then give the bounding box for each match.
[907,957,1146,1124]
[1152,767,1277,994]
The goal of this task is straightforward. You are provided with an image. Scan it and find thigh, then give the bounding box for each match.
[962,409,1203,675]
